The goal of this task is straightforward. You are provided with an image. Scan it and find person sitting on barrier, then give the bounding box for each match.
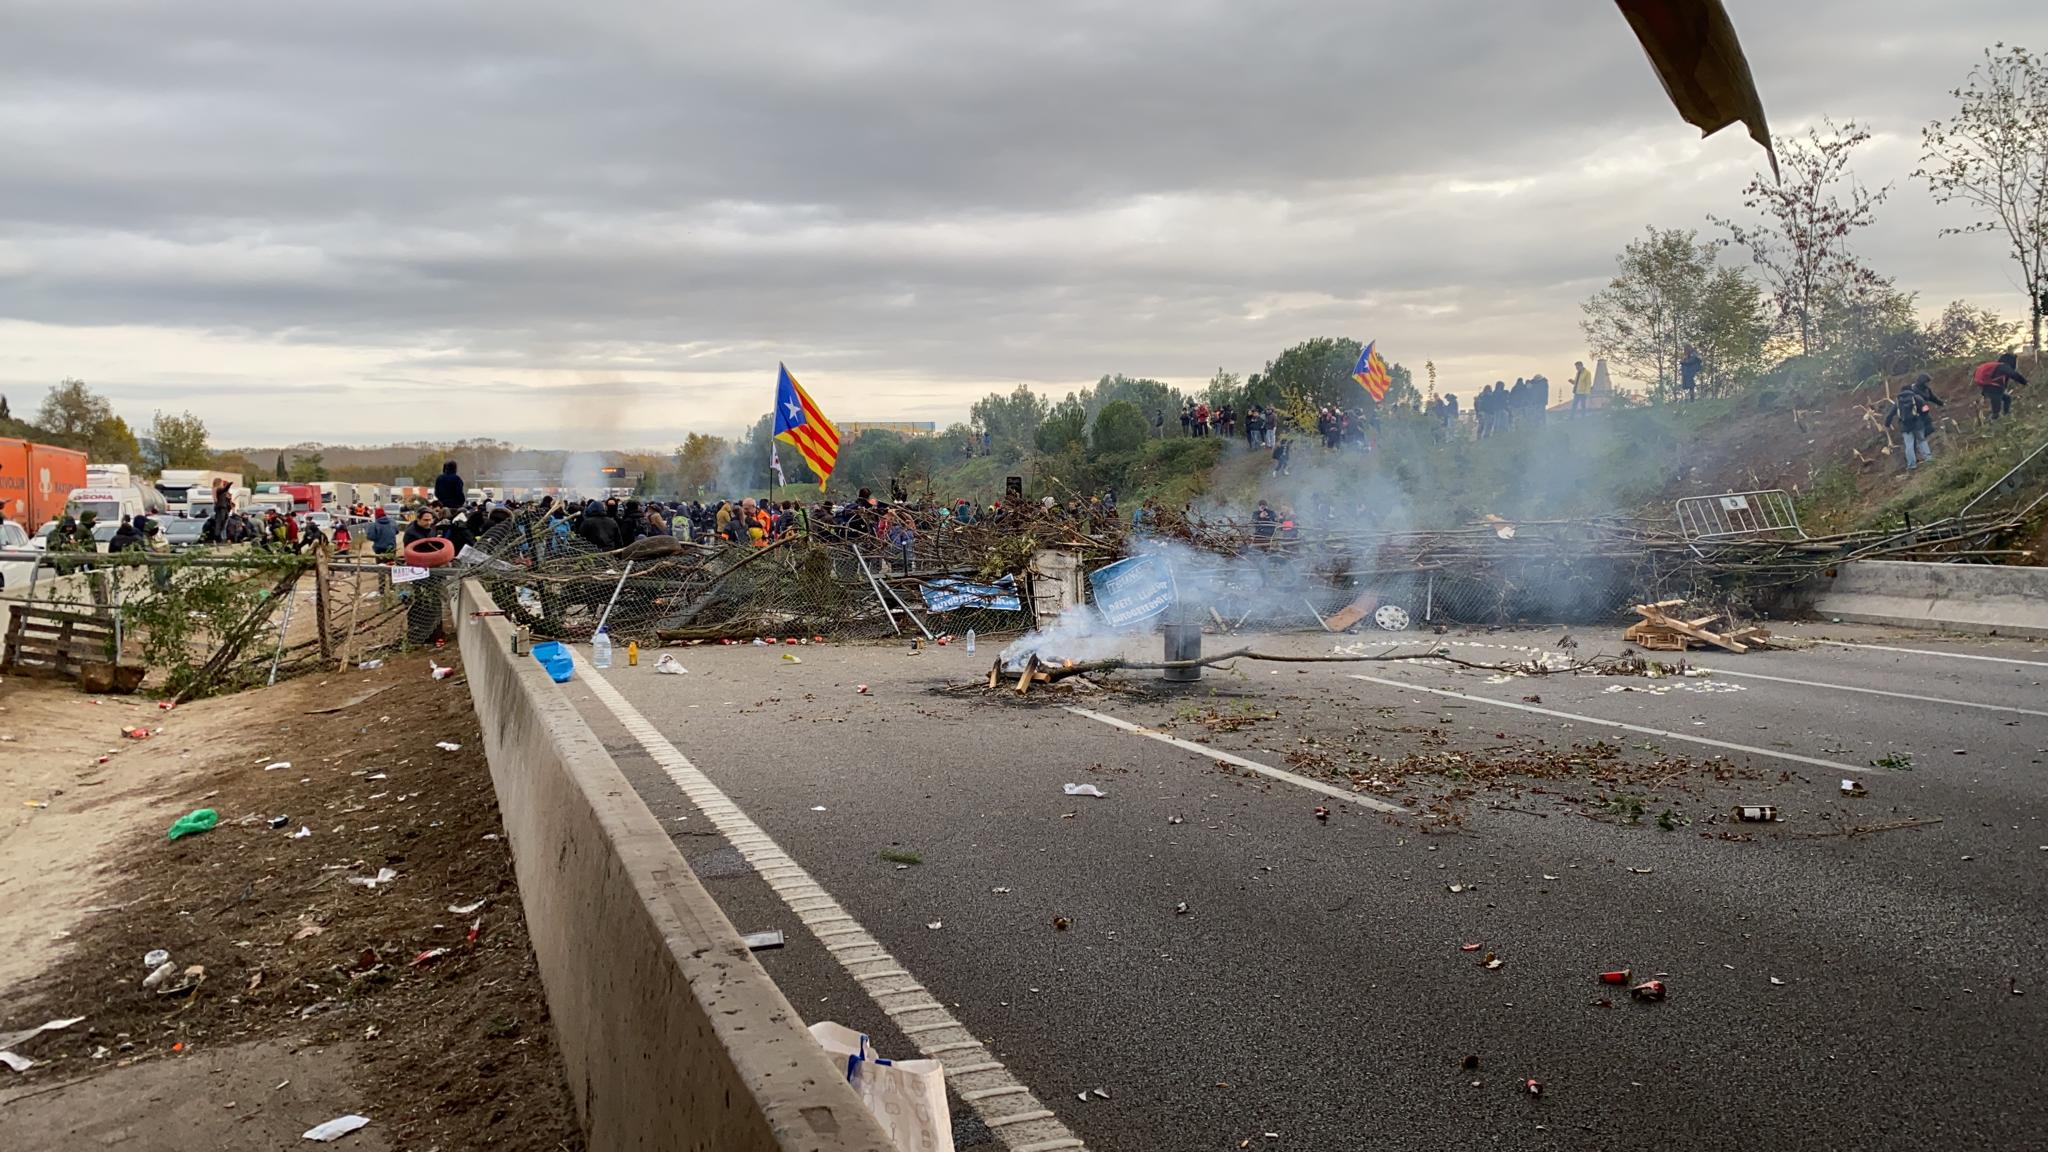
[1251,499,1277,550]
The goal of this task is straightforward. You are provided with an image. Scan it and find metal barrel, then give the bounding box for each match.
[1162,622,1202,681]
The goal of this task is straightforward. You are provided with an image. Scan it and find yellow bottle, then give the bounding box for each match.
[627,640,639,666]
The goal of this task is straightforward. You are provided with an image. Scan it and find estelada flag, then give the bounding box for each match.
[772,364,840,490]
[1352,341,1392,402]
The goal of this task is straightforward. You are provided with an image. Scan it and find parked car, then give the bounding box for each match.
[36,522,118,549]
[161,518,207,550]
[0,520,42,593]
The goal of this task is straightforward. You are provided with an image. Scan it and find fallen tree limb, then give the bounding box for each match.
[1033,644,1493,680]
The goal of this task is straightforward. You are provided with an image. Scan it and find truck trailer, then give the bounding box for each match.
[0,439,88,529]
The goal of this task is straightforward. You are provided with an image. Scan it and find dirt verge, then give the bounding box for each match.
[0,651,583,1151]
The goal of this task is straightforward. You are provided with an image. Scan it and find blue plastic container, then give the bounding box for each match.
[531,641,574,683]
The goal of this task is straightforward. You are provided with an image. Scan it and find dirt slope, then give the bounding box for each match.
[0,652,582,1151]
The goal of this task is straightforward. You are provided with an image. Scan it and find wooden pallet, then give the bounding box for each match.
[2,605,118,680]
[1622,600,1767,654]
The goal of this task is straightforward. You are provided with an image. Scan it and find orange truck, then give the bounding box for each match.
[0,439,89,531]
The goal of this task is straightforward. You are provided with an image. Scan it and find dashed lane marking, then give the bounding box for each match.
[1344,673,1883,774]
[1063,705,1408,813]
[575,655,1087,1152]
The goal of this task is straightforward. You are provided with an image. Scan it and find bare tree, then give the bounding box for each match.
[1916,44,2048,355]
[1713,119,1891,359]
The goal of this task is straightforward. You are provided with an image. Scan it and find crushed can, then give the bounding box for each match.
[1734,805,1779,822]
[1629,979,1667,1002]
[1598,969,1632,985]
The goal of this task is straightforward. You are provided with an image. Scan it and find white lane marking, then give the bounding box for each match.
[1345,674,1883,774]
[1695,667,2048,718]
[1064,706,1407,814]
[1808,638,2048,669]
[572,657,1086,1152]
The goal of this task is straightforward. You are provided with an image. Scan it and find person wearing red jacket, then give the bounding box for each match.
[1974,352,2027,421]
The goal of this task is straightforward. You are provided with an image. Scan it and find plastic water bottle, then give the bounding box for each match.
[965,629,976,655]
[592,627,613,669]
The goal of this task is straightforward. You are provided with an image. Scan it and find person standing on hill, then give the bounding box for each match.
[1885,383,1932,472]
[1571,361,1593,414]
[1911,372,1945,446]
[1974,352,2026,421]
[1680,345,1702,401]
[434,460,466,510]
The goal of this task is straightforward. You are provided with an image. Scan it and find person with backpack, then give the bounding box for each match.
[1973,352,2027,420]
[1885,384,1932,472]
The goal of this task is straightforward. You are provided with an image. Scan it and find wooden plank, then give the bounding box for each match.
[1323,589,1381,633]
[315,546,333,663]
[8,621,104,636]
[12,607,117,628]
[1637,606,1747,653]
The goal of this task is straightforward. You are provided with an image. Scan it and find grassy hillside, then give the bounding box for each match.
[929,354,2048,545]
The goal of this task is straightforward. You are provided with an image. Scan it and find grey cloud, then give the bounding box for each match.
[0,0,2039,444]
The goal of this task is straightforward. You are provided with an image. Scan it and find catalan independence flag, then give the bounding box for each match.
[1352,340,1392,402]
[773,363,840,490]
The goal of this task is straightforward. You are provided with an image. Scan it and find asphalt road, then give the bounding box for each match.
[562,622,2048,1151]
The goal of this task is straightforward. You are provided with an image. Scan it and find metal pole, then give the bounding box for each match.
[110,569,123,661]
[267,586,298,686]
[594,560,635,634]
[852,546,901,636]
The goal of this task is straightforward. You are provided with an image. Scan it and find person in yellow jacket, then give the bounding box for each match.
[1570,361,1593,415]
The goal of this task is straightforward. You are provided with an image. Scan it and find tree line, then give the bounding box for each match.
[1583,45,2048,401]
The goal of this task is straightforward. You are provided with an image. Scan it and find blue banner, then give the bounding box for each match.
[1088,555,1176,628]
[918,576,1023,614]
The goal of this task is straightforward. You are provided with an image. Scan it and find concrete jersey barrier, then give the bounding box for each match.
[457,583,894,1152]
[1805,559,2048,638]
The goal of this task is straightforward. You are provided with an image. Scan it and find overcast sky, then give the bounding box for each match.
[0,1,2039,449]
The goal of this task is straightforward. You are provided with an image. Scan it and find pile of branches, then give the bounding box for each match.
[468,514,1038,643]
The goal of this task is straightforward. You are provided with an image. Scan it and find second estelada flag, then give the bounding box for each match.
[772,363,840,490]
[1352,341,1392,402]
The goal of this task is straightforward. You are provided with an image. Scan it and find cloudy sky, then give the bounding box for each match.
[0,0,2037,449]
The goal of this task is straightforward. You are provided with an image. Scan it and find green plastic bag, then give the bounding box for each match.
[167,808,219,841]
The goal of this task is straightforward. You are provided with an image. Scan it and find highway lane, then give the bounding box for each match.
[563,625,2048,1151]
